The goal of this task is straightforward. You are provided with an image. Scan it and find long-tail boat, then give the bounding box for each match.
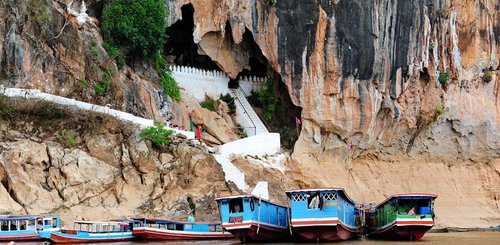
[49,220,133,243]
[216,194,291,243]
[0,214,60,241]
[366,193,438,240]
[285,188,361,242]
[131,218,233,240]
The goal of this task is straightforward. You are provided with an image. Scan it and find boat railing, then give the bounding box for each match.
[60,229,78,235]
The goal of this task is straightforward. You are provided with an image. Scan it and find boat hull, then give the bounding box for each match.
[133,227,234,240]
[293,224,357,242]
[369,223,433,240]
[223,221,291,243]
[49,232,134,244]
[0,233,42,242]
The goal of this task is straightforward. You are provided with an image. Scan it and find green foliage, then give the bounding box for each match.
[33,102,66,120]
[219,93,236,115]
[103,43,125,69]
[234,123,248,138]
[264,0,277,5]
[60,129,77,148]
[435,105,444,116]
[438,72,450,86]
[29,0,50,38]
[200,97,217,112]
[306,18,315,26]
[93,74,112,97]
[79,80,89,87]
[483,70,493,82]
[101,0,167,58]
[0,93,16,121]
[259,78,277,121]
[155,53,181,102]
[429,43,435,50]
[139,124,174,147]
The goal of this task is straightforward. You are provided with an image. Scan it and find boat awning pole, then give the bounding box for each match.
[256,197,261,234]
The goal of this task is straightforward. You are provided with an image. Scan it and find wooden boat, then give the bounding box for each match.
[366,193,438,240]
[285,188,361,242]
[132,218,233,240]
[216,194,291,243]
[0,215,60,241]
[49,220,133,243]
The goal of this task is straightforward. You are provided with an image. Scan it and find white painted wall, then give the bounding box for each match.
[219,133,280,156]
[239,76,265,95]
[1,87,195,139]
[170,65,230,101]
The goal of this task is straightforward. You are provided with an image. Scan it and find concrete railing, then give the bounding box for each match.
[0,87,195,139]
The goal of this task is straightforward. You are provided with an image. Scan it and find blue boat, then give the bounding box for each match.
[285,188,361,242]
[49,220,133,243]
[132,218,233,240]
[0,214,60,241]
[216,194,291,243]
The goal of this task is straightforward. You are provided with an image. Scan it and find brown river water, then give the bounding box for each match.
[13,232,500,245]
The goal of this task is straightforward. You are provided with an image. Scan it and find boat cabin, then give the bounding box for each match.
[132,218,223,233]
[64,221,132,234]
[0,215,59,232]
[285,188,359,228]
[216,194,288,229]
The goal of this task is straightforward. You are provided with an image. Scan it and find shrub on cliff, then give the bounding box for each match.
[0,93,16,121]
[483,70,493,82]
[438,71,449,86]
[101,0,167,58]
[140,124,174,147]
[155,52,181,102]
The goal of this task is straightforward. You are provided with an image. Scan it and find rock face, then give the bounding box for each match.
[0,104,237,225]
[0,0,499,229]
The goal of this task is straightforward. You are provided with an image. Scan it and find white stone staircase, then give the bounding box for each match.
[229,88,269,136]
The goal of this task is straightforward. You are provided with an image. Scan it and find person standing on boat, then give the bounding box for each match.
[408,207,416,215]
[308,193,320,209]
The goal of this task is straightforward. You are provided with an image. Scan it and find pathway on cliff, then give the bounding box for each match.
[229,88,269,135]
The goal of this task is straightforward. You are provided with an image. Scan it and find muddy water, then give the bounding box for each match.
[14,232,500,245]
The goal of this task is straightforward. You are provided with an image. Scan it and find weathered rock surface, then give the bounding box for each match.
[0,106,238,226]
[191,107,239,144]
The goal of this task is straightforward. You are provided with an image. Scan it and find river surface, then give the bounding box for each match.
[14,232,500,245]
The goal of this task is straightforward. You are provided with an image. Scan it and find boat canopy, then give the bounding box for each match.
[215,194,287,208]
[0,216,37,221]
[376,193,438,208]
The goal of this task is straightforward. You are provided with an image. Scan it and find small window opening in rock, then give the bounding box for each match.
[165,4,220,71]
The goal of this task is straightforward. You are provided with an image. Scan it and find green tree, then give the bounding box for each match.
[139,124,174,147]
[101,0,167,58]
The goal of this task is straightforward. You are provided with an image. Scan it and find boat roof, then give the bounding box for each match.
[285,188,357,205]
[131,218,220,225]
[376,193,438,208]
[215,194,287,208]
[72,221,129,225]
[0,214,59,221]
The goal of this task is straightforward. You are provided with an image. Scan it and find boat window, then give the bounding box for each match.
[229,198,244,213]
[323,192,337,201]
[276,208,280,226]
[44,219,51,226]
[1,221,8,231]
[10,221,17,231]
[209,225,216,232]
[52,218,58,227]
[307,193,321,209]
[292,193,306,202]
[28,219,35,228]
[175,224,184,231]
[184,224,192,230]
[167,223,175,230]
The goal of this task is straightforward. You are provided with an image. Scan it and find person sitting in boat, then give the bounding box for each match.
[36,220,43,231]
[408,207,416,215]
[234,203,241,213]
[188,210,196,222]
[308,193,320,209]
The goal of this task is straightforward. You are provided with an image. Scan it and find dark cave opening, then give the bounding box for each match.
[165,4,220,70]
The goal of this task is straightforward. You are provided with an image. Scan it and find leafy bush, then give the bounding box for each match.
[155,53,181,102]
[435,105,444,116]
[93,74,112,97]
[0,93,16,121]
[60,129,77,148]
[200,97,217,112]
[484,70,493,82]
[139,124,174,147]
[247,78,277,121]
[438,72,449,86]
[80,80,89,87]
[101,0,167,58]
[29,0,50,38]
[219,93,236,115]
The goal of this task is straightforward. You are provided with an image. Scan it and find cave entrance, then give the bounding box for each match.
[165,4,220,70]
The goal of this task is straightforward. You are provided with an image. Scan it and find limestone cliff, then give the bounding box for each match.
[0,0,499,228]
